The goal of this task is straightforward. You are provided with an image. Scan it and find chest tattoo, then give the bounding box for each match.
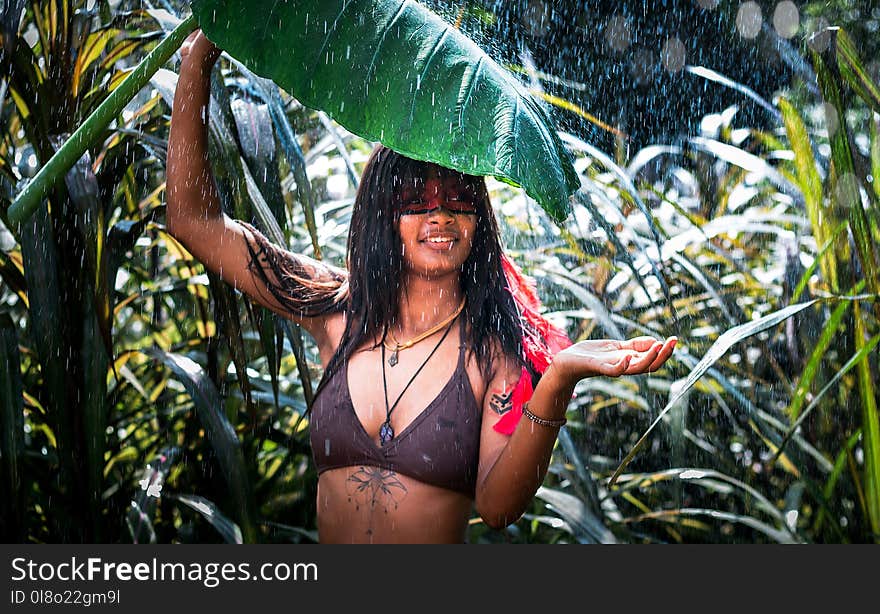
[346,466,408,537]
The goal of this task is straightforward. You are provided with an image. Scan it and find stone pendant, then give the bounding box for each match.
[388,348,399,367]
[379,421,394,445]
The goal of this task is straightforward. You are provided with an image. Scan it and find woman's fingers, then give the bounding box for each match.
[619,336,660,352]
[602,353,631,376]
[639,337,676,373]
[650,337,677,371]
[625,342,662,372]
[618,337,676,374]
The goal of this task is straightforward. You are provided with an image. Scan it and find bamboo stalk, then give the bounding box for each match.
[7,14,197,224]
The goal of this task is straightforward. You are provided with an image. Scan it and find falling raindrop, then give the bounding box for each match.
[833,172,861,209]
[807,17,832,53]
[773,1,800,39]
[604,14,631,53]
[736,2,763,40]
[630,48,656,88]
[661,37,686,73]
[821,102,839,137]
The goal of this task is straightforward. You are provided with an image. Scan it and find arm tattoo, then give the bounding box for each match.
[490,384,515,416]
[238,220,347,317]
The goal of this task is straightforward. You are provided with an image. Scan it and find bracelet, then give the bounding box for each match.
[521,403,567,428]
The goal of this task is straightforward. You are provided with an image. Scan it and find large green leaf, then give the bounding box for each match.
[191,0,579,222]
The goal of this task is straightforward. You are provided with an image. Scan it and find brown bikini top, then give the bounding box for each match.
[309,318,482,497]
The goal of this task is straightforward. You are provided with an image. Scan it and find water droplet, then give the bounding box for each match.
[736,2,763,40]
[773,1,800,39]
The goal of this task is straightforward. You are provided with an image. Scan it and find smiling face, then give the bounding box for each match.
[342,146,520,370]
[393,165,480,279]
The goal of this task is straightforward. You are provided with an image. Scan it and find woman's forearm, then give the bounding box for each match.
[475,364,577,528]
[166,58,222,233]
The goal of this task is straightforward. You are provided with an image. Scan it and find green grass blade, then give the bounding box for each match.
[688,136,798,196]
[611,468,787,527]
[548,269,623,339]
[854,300,880,538]
[778,96,839,290]
[834,28,880,114]
[534,486,617,544]
[684,66,782,119]
[791,221,847,302]
[571,191,659,313]
[872,118,880,202]
[317,111,360,190]
[252,305,281,411]
[608,298,825,486]
[625,507,801,543]
[562,132,666,250]
[280,319,314,408]
[208,272,254,418]
[668,251,738,326]
[813,30,880,297]
[0,313,25,542]
[19,200,77,536]
[81,270,109,542]
[64,152,110,541]
[172,494,243,544]
[771,332,880,469]
[224,54,323,257]
[787,286,858,421]
[815,430,861,538]
[146,347,259,543]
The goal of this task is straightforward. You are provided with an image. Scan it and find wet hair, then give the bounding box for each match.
[241,220,349,318]
[316,144,528,397]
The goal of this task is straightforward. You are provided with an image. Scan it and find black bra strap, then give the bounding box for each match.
[457,316,467,367]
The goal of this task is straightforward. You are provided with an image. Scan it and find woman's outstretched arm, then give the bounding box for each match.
[474,336,677,529]
[165,30,346,348]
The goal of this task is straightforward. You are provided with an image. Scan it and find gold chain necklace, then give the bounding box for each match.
[382,298,465,367]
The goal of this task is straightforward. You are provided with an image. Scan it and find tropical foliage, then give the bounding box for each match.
[1,0,878,543]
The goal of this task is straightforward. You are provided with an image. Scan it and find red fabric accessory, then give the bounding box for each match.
[493,253,573,435]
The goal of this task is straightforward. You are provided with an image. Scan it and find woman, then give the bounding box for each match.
[166,30,676,544]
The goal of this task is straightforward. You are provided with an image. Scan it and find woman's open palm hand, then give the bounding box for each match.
[553,336,677,383]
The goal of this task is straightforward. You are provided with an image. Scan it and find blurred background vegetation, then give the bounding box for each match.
[1,0,878,543]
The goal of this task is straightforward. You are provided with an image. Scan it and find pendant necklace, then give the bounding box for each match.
[382,297,465,367]
[379,316,457,445]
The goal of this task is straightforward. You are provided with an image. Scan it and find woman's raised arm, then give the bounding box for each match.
[165,30,346,348]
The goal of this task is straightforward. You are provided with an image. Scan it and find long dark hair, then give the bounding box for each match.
[315,144,528,397]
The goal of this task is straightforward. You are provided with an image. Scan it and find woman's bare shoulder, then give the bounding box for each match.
[465,334,521,404]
